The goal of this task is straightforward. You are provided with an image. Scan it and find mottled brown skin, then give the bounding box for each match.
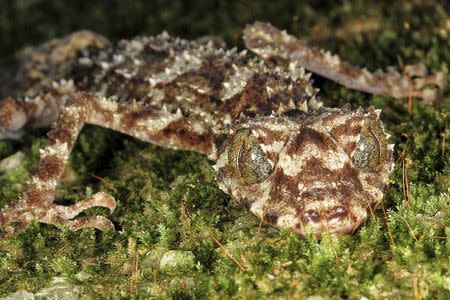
[0,22,444,238]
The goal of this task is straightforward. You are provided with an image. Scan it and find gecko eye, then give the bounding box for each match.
[353,120,388,173]
[228,128,273,185]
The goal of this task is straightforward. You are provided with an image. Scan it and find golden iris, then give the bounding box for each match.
[353,120,388,173]
[228,128,273,185]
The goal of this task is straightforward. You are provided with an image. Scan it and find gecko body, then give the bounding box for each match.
[0,23,446,238]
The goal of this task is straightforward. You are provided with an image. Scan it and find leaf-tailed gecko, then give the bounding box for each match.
[0,22,446,238]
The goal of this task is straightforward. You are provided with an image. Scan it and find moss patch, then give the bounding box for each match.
[0,0,449,298]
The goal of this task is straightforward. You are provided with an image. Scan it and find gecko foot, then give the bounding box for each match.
[0,97,27,140]
[400,64,448,104]
[0,192,116,240]
[41,192,117,230]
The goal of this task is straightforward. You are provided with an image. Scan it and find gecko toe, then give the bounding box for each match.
[37,192,117,232]
[63,216,115,231]
[90,192,116,214]
[52,192,117,220]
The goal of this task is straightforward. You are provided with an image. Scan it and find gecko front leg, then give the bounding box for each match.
[0,92,116,237]
[244,22,447,103]
[0,92,216,238]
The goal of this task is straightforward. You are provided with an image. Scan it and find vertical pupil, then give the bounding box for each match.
[239,136,272,184]
[228,128,273,185]
[353,120,387,173]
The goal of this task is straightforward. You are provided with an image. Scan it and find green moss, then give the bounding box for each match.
[1,0,449,299]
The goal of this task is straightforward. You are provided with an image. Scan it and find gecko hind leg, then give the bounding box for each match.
[0,97,33,140]
[244,22,447,103]
[0,87,72,140]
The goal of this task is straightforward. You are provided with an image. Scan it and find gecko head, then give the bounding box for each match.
[215,106,394,237]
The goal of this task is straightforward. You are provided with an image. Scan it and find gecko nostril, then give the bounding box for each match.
[302,209,321,224]
[328,205,348,220]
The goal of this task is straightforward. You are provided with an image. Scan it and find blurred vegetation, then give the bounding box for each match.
[0,0,449,298]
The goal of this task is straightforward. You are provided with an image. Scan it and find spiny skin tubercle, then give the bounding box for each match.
[0,22,445,238]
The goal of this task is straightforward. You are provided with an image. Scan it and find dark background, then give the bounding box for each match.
[1,0,448,69]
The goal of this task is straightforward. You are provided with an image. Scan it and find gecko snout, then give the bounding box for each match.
[302,205,349,224]
[300,202,359,236]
